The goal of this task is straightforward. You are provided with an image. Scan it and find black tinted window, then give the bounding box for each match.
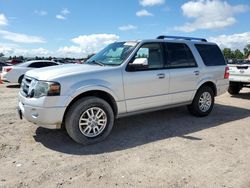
[46,62,58,66]
[29,62,44,68]
[28,62,56,68]
[195,44,226,66]
[165,43,196,68]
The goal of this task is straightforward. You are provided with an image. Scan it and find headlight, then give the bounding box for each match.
[28,81,60,98]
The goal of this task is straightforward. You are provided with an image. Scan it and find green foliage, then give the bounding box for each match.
[234,49,244,59]
[222,48,234,59]
[243,44,250,59]
[223,44,250,59]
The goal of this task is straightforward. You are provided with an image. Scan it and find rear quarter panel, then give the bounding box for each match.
[189,43,229,97]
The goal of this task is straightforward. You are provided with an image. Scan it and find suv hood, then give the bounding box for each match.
[25,64,114,80]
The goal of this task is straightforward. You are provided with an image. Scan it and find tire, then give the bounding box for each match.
[228,82,241,95]
[18,75,24,85]
[65,96,114,145]
[187,86,215,117]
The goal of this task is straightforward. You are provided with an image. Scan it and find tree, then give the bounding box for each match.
[0,52,4,58]
[222,48,234,59]
[243,44,250,59]
[234,49,244,59]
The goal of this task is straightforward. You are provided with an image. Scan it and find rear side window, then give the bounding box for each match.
[46,62,58,66]
[28,62,56,68]
[195,44,226,66]
[164,43,197,68]
[28,62,45,68]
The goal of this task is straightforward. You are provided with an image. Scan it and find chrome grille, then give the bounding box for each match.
[21,76,32,97]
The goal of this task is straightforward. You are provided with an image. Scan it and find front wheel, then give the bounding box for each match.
[187,86,215,117]
[65,97,114,145]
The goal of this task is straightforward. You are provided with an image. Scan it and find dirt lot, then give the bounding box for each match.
[0,84,250,188]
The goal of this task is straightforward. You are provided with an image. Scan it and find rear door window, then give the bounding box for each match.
[46,62,58,66]
[195,44,226,66]
[164,43,197,68]
[28,62,56,68]
[28,62,45,68]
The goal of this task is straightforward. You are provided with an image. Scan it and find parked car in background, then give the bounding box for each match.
[228,60,250,94]
[17,35,229,145]
[1,60,60,84]
[6,59,23,65]
[0,62,12,72]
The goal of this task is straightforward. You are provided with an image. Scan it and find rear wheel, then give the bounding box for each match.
[228,82,241,95]
[65,97,114,145]
[187,86,215,117]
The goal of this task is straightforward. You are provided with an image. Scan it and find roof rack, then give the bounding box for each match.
[157,35,207,42]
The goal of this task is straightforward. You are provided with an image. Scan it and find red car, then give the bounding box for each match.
[6,59,23,65]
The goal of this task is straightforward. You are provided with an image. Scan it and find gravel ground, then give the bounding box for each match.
[0,83,250,188]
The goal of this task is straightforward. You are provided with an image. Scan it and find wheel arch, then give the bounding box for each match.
[18,74,24,84]
[62,90,118,127]
[197,81,217,96]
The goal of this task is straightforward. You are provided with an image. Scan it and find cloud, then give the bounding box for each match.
[209,32,250,51]
[34,10,48,16]
[31,48,49,56]
[0,43,17,55]
[58,33,119,57]
[0,14,8,26]
[56,8,70,20]
[72,33,119,48]
[174,0,249,32]
[57,46,82,56]
[61,8,70,15]
[56,15,66,20]
[136,9,153,17]
[0,34,119,58]
[139,0,165,6]
[118,25,137,31]
[0,30,45,43]
[0,43,50,57]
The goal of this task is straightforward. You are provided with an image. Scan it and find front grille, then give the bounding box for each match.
[21,76,32,97]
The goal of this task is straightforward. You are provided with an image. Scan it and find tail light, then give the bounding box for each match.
[3,67,12,72]
[224,66,229,79]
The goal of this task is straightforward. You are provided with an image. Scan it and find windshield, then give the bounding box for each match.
[85,42,138,66]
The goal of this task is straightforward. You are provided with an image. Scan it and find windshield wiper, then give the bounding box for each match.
[87,60,105,66]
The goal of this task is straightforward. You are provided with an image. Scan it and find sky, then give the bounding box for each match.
[0,0,250,58]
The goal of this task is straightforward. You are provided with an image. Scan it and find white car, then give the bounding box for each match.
[228,60,250,94]
[1,60,60,84]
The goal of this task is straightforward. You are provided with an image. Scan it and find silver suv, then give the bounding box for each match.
[18,36,229,145]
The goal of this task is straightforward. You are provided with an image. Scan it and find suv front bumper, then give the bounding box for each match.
[18,94,66,129]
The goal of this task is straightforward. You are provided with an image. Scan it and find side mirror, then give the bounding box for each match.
[132,58,148,66]
[128,58,148,71]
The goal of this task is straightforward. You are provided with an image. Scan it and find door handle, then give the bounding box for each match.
[157,73,165,79]
[194,70,200,76]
